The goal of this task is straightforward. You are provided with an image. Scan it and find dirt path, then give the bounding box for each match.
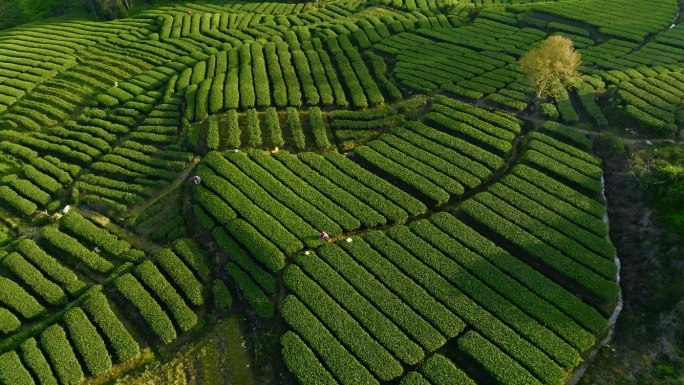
[77,208,163,255]
[126,155,201,219]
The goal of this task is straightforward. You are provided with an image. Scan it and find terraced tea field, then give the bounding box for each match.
[0,0,680,383]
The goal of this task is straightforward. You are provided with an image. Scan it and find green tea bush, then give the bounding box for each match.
[64,307,112,375]
[246,108,261,147]
[0,351,35,385]
[308,107,329,149]
[82,292,140,361]
[20,338,58,385]
[0,308,20,334]
[41,226,114,273]
[40,325,84,385]
[286,107,306,150]
[155,249,204,306]
[3,252,67,306]
[211,279,232,312]
[239,45,256,109]
[207,114,220,150]
[223,109,240,149]
[116,273,177,344]
[264,42,288,107]
[60,211,131,257]
[0,185,38,216]
[252,43,271,107]
[134,261,197,332]
[226,263,274,318]
[266,107,284,147]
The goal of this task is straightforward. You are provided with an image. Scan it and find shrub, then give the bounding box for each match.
[155,249,204,306]
[225,109,241,149]
[0,308,20,334]
[312,38,347,106]
[281,296,377,384]
[281,331,338,385]
[251,43,271,107]
[420,354,477,385]
[190,60,207,85]
[238,111,260,150]
[326,38,367,108]
[212,279,232,312]
[82,292,140,361]
[286,107,305,150]
[308,107,329,149]
[195,78,212,122]
[0,185,37,216]
[64,307,112,375]
[40,325,84,385]
[301,41,334,106]
[300,153,407,223]
[193,205,215,230]
[194,184,238,225]
[293,250,425,366]
[224,49,240,110]
[184,84,197,121]
[276,41,302,107]
[458,331,543,385]
[16,239,86,295]
[60,211,130,257]
[226,263,274,318]
[354,145,451,206]
[209,73,225,114]
[41,226,114,273]
[239,45,256,109]
[0,276,45,319]
[264,42,288,107]
[172,238,210,282]
[291,49,319,106]
[249,151,360,231]
[325,152,426,215]
[226,153,344,239]
[460,198,618,304]
[206,115,220,150]
[134,261,198,332]
[20,338,58,385]
[384,225,567,383]
[213,228,278,295]
[3,252,67,306]
[266,107,284,147]
[0,351,35,385]
[115,273,177,344]
[540,103,559,119]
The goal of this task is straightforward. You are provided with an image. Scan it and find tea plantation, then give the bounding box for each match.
[0,0,680,383]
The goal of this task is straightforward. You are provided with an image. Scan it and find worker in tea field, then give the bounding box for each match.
[320,231,329,241]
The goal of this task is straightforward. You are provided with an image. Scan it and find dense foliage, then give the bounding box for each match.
[1,0,680,383]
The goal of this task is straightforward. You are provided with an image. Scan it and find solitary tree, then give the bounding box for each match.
[519,35,581,99]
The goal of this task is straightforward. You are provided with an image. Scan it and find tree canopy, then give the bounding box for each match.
[519,35,581,99]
